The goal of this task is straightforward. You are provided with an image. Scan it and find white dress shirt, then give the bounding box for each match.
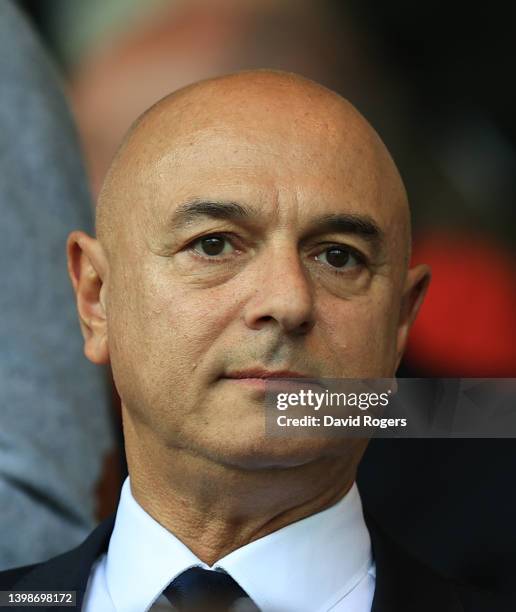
[82,477,375,612]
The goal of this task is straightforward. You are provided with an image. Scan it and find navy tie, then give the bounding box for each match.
[163,567,260,611]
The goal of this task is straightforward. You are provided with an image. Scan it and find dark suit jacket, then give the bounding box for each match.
[0,512,497,611]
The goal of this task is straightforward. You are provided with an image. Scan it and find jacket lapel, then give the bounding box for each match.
[10,514,116,611]
[365,512,464,612]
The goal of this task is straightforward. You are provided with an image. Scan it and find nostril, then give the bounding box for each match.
[257,315,274,323]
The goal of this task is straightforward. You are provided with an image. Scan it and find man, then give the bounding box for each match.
[1,70,482,611]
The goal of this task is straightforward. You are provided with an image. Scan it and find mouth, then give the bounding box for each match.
[219,369,317,392]
[222,368,310,381]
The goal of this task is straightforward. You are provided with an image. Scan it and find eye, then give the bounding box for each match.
[190,234,235,257]
[315,245,364,270]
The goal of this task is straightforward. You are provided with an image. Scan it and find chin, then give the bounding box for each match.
[200,434,349,471]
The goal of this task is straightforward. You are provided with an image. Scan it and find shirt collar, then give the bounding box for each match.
[106,477,372,612]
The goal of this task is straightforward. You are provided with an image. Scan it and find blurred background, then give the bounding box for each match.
[11,0,516,596]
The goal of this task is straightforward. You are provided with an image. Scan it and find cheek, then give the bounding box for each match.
[318,291,399,376]
[111,268,236,380]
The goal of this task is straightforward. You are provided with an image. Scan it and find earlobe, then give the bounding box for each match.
[66,231,110,365]
[395,264,431,368]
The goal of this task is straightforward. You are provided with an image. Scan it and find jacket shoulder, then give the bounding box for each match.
[364,511,501,612]
[456,582,515,612]
[0,514,115,597]
[0,563,40,589]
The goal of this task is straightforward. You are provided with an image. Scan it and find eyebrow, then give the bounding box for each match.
[168,199,383,247]
[306,213,383,245]
[169,199,254,227]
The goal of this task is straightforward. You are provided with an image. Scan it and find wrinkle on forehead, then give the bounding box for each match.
[96,69,411,271]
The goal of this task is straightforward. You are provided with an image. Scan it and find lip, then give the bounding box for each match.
[222,369,310,380]
[220,369,317,393]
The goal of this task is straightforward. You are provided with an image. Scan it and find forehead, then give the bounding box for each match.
[108,84,407,250]
[133,119,391,224]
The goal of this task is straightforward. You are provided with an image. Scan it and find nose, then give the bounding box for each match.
[243,244,315,335]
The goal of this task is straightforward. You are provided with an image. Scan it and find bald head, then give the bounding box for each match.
[69,68,430,481]
[96,69,411,270]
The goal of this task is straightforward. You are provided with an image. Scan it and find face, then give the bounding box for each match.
[70,81,429,470]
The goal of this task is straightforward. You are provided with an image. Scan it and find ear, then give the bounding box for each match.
[395,263,431,369]
[67,231,110,364]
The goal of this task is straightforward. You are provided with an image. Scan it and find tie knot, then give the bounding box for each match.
[163,567,260,611]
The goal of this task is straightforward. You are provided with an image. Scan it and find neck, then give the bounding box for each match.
[123,412,363,566]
